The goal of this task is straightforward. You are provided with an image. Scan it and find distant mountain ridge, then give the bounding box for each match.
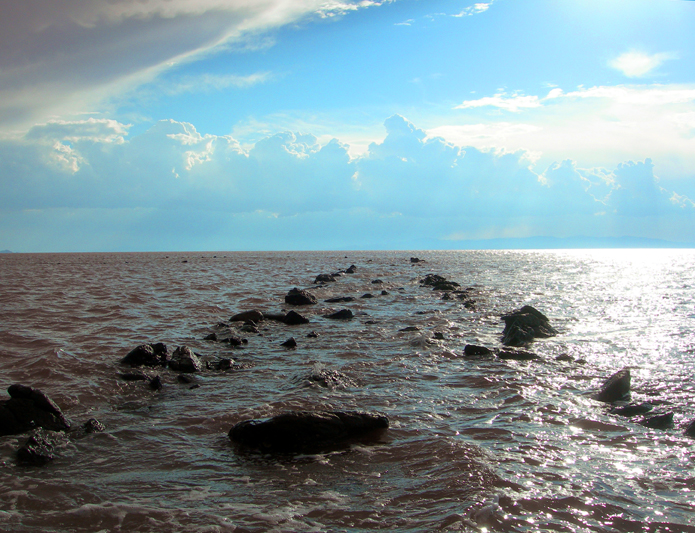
[0,249,12,253]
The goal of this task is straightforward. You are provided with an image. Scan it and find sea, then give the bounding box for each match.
[0,249,694,532]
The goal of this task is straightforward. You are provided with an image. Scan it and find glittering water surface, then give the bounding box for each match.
[0,250,694,532]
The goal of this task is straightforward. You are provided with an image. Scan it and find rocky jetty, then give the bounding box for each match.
[0,384,71,436]
[229,410,389,453]
[501,305,557,346]
[284,288,318,306]
[121,343,170,367]
[596,368,631,403]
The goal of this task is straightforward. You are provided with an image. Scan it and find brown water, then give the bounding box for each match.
[0,250,694,532]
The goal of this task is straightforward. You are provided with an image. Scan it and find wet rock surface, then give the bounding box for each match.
[501,306,557,346]
[16,428,68,466]
[168,346,203,373]
[229,410,389,453]
[121,343,170,367]
[284,288,318,306]
[597,368,631,403]
[0,384,71,436]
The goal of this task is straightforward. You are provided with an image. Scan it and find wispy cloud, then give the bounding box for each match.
[609,50,676,78]
[455,92,542,112]
[452,2,494,17]
[164,72,272,94]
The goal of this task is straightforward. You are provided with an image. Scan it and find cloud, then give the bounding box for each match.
[455,93,542,112]
[609,50,676,78]
[1,114,693,251]
[453,2,494,17]
[0,0,385,131]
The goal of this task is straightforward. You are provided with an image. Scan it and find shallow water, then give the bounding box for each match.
[0,250,694,532]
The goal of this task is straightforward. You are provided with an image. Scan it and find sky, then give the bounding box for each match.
[1,0,695,252]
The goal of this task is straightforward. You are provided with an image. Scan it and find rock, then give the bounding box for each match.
[302,366,357,389]
[421,274,447,286]
[307,331,319,338]
[641,412,674,430]
[230,310,264,323]
[283,310,310,325]
[597,368,631,403]
[285,288,318,306]
[345,265,357,274]
[464,345,492,356]
[497,349,540,361]
[381,290,389,295]
[399,326,419,332]
[120,343,170,367]
[610,402,653,417]
[684,418,695,437]
[281,337,297,349]
[229,410,389,453]
[410,257,423,263]
[178,373,197,383]
[0,384,71,436]
[325,297,355,303]
[168,346,203,373]
[501,306,557,346]
[325,309,354,320]
[16,429,67,466]
[148,375,163,391]
[314,274,336,283]
[83,418,105,433]
[431,281,460,291]
[240,324,259,333]
[205,359,235,371]
[118,370,151,381]
[361,293,375,299]
[433,332,446,340]
[224,336,247,346]
[555,354,574,362]
[371,279,383,284]
[204,332,218,341]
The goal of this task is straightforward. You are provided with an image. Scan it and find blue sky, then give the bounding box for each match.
[1,0,695,251]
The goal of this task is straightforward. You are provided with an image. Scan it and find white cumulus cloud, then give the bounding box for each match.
[609,50,675,78]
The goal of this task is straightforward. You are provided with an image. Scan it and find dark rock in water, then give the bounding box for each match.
[421,274,447,286]
[229,410,389,453]
[555,354,574,362]
[371,279,383,284]
[315,274,336,283]
[204,332,218,341]
[497,349,540,361]
[302,366,357,389]
[178,373,197,383]
[121,343,170,367]
[83,418,105,433]
[240,324,259,333]
[345,265,357,274]
[325,296,355,303]
[641,412,674,430]
[381,290,389,296]
[684,418,695,437]
[205,358,235,371]
[410,257,423,263]
[431,281,460,291]
[230,310,264,323]
[284,310,310,325]
[596,368,631,403]
[285,288,318,306]
[610,402,653,417]
[224,336,247,346]
[433,332,446,340]
[464,345,492,356]
[118,370,151,381]
[325,309,354,320]
[16,429,67,466]
[399,326,419,332]
[281,337,297,349]
[0,384,71,436]
[361,293,374,299]
[148,375,163,391]
[307,331,320,338]
[168,346,203,373]
[501,306,557,346]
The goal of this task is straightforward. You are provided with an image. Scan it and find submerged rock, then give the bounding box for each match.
[325,296,355,303]
[281,337,297,349]
[596,368,631,403]
[0,384,71,436]
[16,428,68,466]
[464,345,492,356]
[641,412,674,430]
[345,265,357,274]
[315,274,336,283]
[82,418,106,434]
[684,418,695,438]
[121,343,170,367]
[420,274,447,286]
[283,310,310,325]
[229,410,389,453]
[230,310,264,323]
[302,365,357,389]
[501,306,557,346]
[497,349,540,361]
[610,402,653,417]
[325,309,354,320]
[168,346,203,373]
[285,288,318,306]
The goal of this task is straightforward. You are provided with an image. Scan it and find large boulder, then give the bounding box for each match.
[229,410,389,453]
[314,274,336,283]
[0,384,71,436]
[596,368,631,403]
[168,346,203,373]
[284,288,318,306]
[121,343,170,367]
[501,306,557,346]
